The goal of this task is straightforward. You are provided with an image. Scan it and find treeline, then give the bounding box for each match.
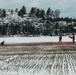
[0,5,76,21]
[10,6,60,19]
[0,5,76,36]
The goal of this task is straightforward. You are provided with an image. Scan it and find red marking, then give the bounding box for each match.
[1,42,74,46]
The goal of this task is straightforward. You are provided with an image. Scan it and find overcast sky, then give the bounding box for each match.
[0,0,76,18]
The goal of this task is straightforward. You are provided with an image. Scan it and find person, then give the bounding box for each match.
[1,41,5,45]
[59,35,62,42]
[72,33,75,43]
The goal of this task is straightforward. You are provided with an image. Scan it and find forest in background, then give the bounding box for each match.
[0,5,76,36]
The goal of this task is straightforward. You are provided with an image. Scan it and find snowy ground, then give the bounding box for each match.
[0,45,76,75]
[0,36,74,44]
[0,36,75,75]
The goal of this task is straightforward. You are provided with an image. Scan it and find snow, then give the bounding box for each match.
[0,36,74,44]
[0,35,75,75]
[0,42,75,75]
[0,54,76,75]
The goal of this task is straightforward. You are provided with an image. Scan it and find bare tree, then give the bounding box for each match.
[53,9,60,18]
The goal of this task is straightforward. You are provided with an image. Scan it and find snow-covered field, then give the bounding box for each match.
[0,36,75,75]
[0,45,76,75]
[0,36,74,44]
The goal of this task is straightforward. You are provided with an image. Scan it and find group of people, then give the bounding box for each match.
[59,33,75,43]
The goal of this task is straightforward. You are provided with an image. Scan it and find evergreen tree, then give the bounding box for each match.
[15,8,18,12]
[8,9,10,12]
[11,9,14,14]
[18,5,26,17]
[2,9,6,17]
[21,5,26,14]
[40,9,45,18]
[30,7,36,16]
[36,8,40,18]
[18,10,23,17]
[46,7,52,18]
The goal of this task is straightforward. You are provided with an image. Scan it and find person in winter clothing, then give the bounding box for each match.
[1,41,5,45]
[72,33,75,43]
[59,35,62,42]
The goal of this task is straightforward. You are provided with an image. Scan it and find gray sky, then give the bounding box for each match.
[0,0,76,18]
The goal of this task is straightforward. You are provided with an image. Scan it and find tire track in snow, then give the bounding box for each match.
[51,54,57,75]
[68,54,76,75]
[50,54,64,75]
[63,54,69,75]
[2,55,19,69]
